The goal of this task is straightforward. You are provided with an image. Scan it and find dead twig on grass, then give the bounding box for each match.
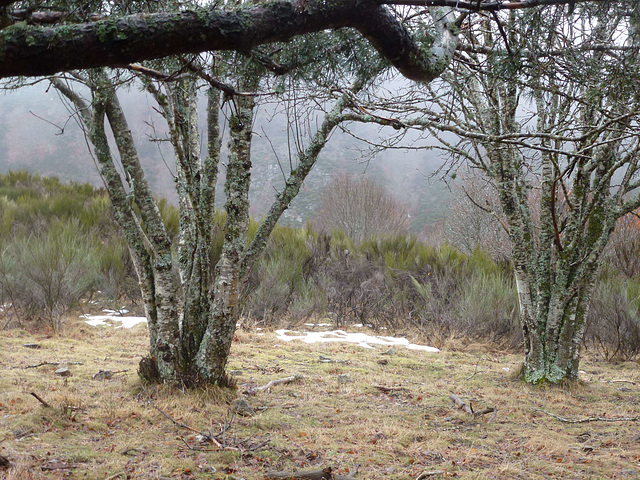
[244,374,303,395]
[416,471,445,480]
[265,466,356,480]
[30,392,51,408]
[149,401,208,436]
[449,394,496,419]
[150,400,269,453]
[24,361,84,369]
[535,409,640,424]
[373,384,411,394]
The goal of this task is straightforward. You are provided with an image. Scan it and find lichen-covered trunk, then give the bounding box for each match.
[194,89,255,385]
[517,272,593,384]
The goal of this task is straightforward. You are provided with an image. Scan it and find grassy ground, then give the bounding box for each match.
[1,315,639,480]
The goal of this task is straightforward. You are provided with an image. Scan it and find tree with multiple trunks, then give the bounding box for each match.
[340,1,640,382]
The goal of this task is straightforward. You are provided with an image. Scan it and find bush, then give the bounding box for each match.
[0,220,100,331]
[585,278,640,361]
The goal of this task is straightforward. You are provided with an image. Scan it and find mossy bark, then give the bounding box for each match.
[195,84,256,384]
[0,0,459,82]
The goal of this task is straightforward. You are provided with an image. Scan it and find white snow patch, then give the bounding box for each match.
[274,329,439,352]
[82,314,147,329]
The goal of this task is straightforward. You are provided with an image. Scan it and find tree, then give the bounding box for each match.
[7,0,464,386]
[444,173,511,261]
[315,174,410,243]
[0,0,617,387]
[340,2,640,383]
[0,0,591,79]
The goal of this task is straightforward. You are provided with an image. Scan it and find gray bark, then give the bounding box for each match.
[0,0,459,81]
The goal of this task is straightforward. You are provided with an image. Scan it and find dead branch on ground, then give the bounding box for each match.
[535,409,640,424]
[30,392,51,408]
[243,374,303,395]
[25,361,84,369]
[373,384,411,394]
[265,466,356,480]
[449,394,496,419]
[416,471,445,480]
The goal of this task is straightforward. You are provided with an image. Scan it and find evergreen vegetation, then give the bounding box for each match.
[1,172,638,360]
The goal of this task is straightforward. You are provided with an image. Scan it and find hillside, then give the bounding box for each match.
[0,84,450,231]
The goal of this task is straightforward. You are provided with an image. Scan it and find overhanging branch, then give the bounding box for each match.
[0,0,452,81]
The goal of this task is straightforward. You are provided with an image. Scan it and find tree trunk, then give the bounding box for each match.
[519,275,594,384]
[195,86,256,385]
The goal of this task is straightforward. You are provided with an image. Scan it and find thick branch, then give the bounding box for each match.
[240,80,363,276]
[381,0,600,10]
[0,0,453,81]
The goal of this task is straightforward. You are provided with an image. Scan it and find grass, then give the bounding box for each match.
[1,315,639,479]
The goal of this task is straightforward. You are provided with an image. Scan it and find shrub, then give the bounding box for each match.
[585,277,640,361]
[1,220,100,331]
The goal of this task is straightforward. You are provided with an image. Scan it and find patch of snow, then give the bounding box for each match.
[82,314,147,329]
[406,344,440,353]
[502,367,511,372]
[274,329,439,352]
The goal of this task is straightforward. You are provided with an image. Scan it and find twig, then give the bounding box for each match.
[104,473,127,480]
[30,392,51,408]
[449,394,473,414]
[416,471,445,480]
[606,380,637,385]
[149,401,207,436]
[535,409,640,424]
[25,361,84,369]
[449,394,496,418]
[244,374,303,395]
[265,466,356,480]
[373,384,411,394]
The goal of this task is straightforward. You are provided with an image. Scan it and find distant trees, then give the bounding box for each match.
[444,174,511,261]
[315,175,410,243]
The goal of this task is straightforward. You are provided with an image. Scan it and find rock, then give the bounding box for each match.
[381,347,396,356]
[337,374,351,384]
[231,397,255,417]
[23,343,41,349]
[319,355,333,363]
[55,367,71,377]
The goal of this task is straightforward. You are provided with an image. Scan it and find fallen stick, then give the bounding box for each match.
[30,392,51,408]
[449,394,473,414]
[373,384,410,394]
[25,361,84,369]
[416,471,445,480]
[449,394,496,418]
[244,374,302,395]
[264,466,356,480]
[535,409,640,424]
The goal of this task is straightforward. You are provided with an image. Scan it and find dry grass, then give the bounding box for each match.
[1,315,639,480]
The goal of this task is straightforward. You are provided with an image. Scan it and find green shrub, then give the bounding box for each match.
[1,220,100,331]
